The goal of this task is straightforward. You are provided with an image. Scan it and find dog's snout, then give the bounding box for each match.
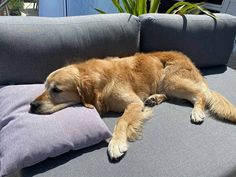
[29,101,41,113]
[30,101,41,108]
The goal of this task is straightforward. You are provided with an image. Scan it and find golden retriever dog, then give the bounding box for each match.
[30,51,236,160]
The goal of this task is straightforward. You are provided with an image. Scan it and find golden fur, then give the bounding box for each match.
[30,51,236,159]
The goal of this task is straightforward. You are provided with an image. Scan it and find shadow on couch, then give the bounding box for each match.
[200,65,227,76]
[21,141,109,177]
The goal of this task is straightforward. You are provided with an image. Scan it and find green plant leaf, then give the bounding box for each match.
[130,0,137,15]
[0,0,11,10]
[122,0,132,13]
[178,3,205,14]
[143,0,147,14]
[94,8,106,14]
[149,0,160,13]
[138,0,147,15]
[127,0,133,6]
[129,0,137,15]
[195,2,205,6]
[112,0,125,13]
[166,2,189,14]
[134,0,138,16]
[166,1,216,19]
[136,0,139,15]
[172,4,186,14]
[177,3,197,14]
[181,5,197,14]
[196,5,216,19]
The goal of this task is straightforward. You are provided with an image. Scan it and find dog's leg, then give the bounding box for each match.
[108,96,151,160]
[144,94,167,107]
[108,103,142,160]
[161,77,207,124]
[189,92,206,124]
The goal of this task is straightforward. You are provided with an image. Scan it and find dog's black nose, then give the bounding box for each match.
[29,101,41,113]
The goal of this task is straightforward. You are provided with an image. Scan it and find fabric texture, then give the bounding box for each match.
[140,13,236,68]
[17,66,236,177]
[0,84,111,177]
[1,13,236,177]
[0,13,140,84]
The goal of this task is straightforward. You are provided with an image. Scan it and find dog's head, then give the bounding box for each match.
[29,65,94,114]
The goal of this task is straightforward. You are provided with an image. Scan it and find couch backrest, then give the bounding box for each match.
[1,13,236,85]
[139,13,236,68]
[0,13,140,84]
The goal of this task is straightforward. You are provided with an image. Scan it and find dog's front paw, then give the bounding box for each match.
[144,97,157,107]
[108,138,128,160]
[144,94,167,107]
[191,109,205,124]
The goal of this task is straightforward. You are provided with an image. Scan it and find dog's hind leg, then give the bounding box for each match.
[190,92,206,124]
[107,92,151,160]
[161,76,207,124]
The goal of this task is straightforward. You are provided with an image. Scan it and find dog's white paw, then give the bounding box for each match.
[191,109,205,124]
[108,138,128,160]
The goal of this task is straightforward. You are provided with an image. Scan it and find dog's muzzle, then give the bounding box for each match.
[29,101,41,114]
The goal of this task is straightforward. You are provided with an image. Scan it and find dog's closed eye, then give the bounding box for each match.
[51,87,62,94]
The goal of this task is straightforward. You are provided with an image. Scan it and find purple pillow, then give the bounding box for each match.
[0,84,111,176]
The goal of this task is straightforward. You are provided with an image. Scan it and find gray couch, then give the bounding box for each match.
[1,13,236,177]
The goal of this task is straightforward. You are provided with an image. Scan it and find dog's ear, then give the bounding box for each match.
[77,87,94,109]
[76,76,95,110]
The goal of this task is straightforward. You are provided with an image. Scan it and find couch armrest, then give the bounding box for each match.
[139,13,236,68]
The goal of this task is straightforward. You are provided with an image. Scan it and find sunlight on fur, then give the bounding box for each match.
[30,51,236,160]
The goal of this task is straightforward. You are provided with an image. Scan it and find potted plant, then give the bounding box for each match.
[95,0,215,18]
[0,0,10,15]
[8,0,24,16]
[0,0,24,16]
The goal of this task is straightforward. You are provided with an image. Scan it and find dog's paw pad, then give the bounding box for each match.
[108,138,128,160]
[144,97,157,107]
[190,110,205,124]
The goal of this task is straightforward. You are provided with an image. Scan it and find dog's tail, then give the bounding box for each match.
[206,90,236,122]
[126,106,152,142]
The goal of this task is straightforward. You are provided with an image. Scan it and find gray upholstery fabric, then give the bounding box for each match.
[14,66,236,177]
[1,13,236,177]
[140,13,236,68]
[0,14,140,84]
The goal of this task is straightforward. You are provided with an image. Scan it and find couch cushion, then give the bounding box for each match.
[0,13,140,84]
[18,66,236,177]
[0,84,111,177]
[139,13,236,68]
